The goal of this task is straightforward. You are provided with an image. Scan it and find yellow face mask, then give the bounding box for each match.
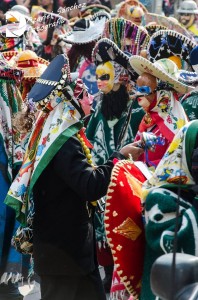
[96,62,115,94]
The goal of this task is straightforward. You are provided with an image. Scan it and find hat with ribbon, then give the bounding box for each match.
[4,50,49,80]
[104,160,146,298]
[144,13,193,40]
[0,52,23,83]
[129,56,194,94]
[92,37,138,81]
[147,30,196,70]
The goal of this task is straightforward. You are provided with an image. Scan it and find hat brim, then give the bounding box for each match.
[28,55,68,102]
[177,8,198,14]
[147,29,196,67]
[144,13,192,39]
[92,38,138,81]
[63,17,106,44]
[129,56,194,94]
[3,53,49,79]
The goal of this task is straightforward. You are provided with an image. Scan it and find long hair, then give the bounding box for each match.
[101,84,129,120]
[67,42,96,71]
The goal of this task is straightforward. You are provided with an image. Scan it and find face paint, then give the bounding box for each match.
[96,62,115,94]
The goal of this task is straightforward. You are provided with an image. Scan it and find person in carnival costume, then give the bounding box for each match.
[140,120,198,300]
[2,49,49,101]
[179,45,198,121]
[35,11,71,61]
[0,54,27,300]
[177,0,198,41]
[102,57,193,300]
[4,54,143,300]
[129,56,192,167]
[59,11,111,97]
[117,0,148,26]
[85,37,145,295]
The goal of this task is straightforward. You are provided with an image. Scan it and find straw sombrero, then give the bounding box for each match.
[0,52,23,82]
[147,30,196,70]
[4,50,49,79]
[129,56,194,94]
[61,11,110,45]
[144,13,193,40]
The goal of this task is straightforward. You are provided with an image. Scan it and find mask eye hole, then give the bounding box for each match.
[96,74,110,81]
[136,85,152,95]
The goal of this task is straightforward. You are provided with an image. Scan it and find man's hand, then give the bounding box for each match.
[120,142,144,161]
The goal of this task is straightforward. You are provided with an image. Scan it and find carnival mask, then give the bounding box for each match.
[128,6,144,26]
[96,62,115,94]
[136,73,157,111]
[179,13,195,29]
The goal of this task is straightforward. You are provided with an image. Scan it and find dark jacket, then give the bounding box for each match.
[33,135,124,276]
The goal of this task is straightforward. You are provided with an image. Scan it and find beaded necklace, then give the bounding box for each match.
[76,129,94,167]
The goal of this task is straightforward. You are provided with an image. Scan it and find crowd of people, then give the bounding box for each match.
[0,0,198,299]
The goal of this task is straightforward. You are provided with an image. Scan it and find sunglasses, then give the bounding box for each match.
[180,13,191,16]
[96,74,110,81]
[135,85,152,95]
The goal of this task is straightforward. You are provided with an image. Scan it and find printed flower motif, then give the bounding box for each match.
[176,119,185,129]
[51,126,59,134]
[15,151,23,160]
[16,184,27,197]
[167,115,172,124]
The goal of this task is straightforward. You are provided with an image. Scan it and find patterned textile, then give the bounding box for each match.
[0,80,25,284]
[0,80,24,180]
[5,93,83,226]
[140,120,198,300]
[180,90,198,121]
[137,90,188,143]
[140,188,198,300]
[142,120,198,200]
[105,160,146,299]
[86,100,144,165]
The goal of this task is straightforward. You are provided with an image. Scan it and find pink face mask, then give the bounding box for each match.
[78,91,94,116]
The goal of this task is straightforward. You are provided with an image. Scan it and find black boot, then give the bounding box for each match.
[102,265,114,294]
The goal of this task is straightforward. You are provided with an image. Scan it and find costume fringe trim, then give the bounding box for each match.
[0,272,23,284]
